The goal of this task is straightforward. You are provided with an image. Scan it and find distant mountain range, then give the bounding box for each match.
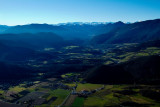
[0,25,10,32]
[1,19,160,43]
[56,22,112,26]
[0,22,125,40]
[1,19,160,52]
[91,19,160,44]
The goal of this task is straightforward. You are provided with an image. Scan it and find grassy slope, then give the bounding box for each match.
[83,85,160,107]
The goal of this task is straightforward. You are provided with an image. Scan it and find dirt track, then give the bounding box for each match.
[63,95,77,106]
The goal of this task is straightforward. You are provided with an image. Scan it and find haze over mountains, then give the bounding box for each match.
[0,21,124,40]
[0,19,160,84]
[1,19,160,43]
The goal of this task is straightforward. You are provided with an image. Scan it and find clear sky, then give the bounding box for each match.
[0,0,160,25]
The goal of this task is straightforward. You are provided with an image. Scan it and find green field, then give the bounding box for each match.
[61,72,80,78]
[46,89,70,106]
[0,90,4,94]
[76,83,103,91]
[65,83,103,91]
[104,47,160,64]
[71,97,84,107]
[9,86,26,93]
[82,85,160,107]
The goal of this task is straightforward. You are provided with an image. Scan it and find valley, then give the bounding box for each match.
[0,19,160,106]
[0,41,160,106]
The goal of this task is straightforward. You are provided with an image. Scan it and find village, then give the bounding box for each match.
[0,71,105,107]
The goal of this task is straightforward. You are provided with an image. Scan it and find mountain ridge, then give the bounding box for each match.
[91,19,160,44]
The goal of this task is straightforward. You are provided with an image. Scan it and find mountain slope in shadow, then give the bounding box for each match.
[85,55,160,84]
[91,19,160,45]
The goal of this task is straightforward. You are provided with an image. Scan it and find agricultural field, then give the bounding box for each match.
[0,77,72,106]
[1,74,160,107]
[65,82,103,92]
[46,89,70,106]
[71,97,84,107]
[76,83,103,92]
[82,85,160,107]
[104,46,160,64]
[0,43,160,107]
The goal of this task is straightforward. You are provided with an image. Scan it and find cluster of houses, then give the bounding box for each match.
[49,82,74,90]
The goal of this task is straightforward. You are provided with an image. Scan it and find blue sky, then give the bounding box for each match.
[0,0,160,25]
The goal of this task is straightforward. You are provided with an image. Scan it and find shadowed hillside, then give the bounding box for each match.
[85,55,160,84]
[91,19,160,44]
[0,32,64,49]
